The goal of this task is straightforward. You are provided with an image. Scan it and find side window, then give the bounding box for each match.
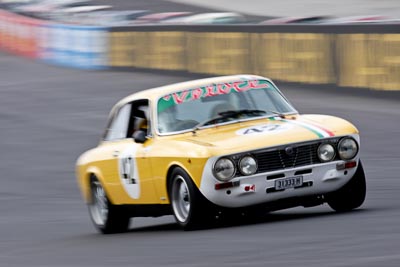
[129,100,150,137]
[104,104,132,141]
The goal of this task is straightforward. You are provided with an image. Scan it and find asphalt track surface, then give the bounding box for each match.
[1,52,400,267]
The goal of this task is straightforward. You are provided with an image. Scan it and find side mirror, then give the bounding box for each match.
[133,130,147,144]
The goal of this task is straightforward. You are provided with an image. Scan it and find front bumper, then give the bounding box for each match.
[199,158,359,208]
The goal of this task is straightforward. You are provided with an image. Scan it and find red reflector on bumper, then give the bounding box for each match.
[345,161,357,169]
[215,180,240,190]
[244,185,256,192]
[337,161,357,170]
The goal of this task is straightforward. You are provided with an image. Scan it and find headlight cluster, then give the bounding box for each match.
[317,137,358,162]
[318,143,336,162]
[338,138,358,160]
[213,155,258,181]
[239,156,258,176]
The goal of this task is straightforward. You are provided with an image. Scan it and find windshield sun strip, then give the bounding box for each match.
[155,80,297,135]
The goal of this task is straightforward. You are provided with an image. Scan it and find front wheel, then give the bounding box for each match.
[88,175,130,234]
[168,168,214,230]
[326,161,367,212]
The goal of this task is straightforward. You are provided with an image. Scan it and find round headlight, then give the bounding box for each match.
[213,158,235,181]
[318,143,336,162]
[338,138,358,160]
[239,156,258,175]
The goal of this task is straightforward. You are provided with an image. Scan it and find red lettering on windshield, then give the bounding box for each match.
[249,80,267,89]
[239,81,252,91]
[232,81,244,92]
[217,83,233,94]
[164,80,268,105]
[172,90,189,104]
[192,88,203,100]
[205,85,217,97]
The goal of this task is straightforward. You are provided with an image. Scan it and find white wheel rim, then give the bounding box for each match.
[171,175,191,223]
[89,181,108,226]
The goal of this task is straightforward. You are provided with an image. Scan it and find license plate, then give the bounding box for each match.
[275,176,303,190]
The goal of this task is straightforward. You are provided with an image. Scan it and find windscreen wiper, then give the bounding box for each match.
[192,109,267,133]
[266,110,286,118]
[219,109,266,117]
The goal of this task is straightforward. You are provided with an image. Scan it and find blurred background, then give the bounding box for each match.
[1,1,400,267]
[1,0,400,90]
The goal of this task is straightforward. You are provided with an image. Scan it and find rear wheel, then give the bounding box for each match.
[88,175,130,234]
[169,168,215,230]
[326,161,366,212]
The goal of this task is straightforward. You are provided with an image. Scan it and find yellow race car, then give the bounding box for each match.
[76,74,366,233]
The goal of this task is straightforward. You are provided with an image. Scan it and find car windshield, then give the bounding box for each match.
[156,79,297,134]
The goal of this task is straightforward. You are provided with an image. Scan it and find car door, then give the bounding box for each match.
[101,100,157,205]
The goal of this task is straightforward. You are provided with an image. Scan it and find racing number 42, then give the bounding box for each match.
[121,156,136,184]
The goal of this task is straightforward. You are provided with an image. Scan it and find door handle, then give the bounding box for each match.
[112,151,120,157]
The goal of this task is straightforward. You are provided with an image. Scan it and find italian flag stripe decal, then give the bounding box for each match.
[270,117,334,138]
[301,120,335,137]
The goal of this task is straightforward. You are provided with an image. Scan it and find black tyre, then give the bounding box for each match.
[88,175,130,234]
[168,168,214,230]
[326,161,366,212]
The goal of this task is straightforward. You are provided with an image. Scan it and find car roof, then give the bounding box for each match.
[114,74,270,109]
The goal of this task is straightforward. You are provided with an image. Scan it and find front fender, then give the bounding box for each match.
[77,165,108,204]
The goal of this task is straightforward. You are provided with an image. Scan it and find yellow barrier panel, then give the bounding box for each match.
[187,32,251,75]
[108,29,400,91]
[109,31,185,70]
[337,34,400,91]
[130,32,148,68]
[251,33,335,84]
[109,32,136,67]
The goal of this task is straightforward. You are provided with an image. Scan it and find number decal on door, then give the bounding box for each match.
[121,156,136,184]
[118,145,140,199]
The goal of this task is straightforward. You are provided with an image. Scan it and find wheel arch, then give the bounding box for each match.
[165,163,196,198]
[81,166,109,204]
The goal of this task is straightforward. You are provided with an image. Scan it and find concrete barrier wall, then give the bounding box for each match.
[109,30,186,70]
[0,9,108,69]
[251,33,336,84]
[337,34,400,90]
[42,24,108,69]
[1,8,400,91]
[109,25,400,91]
[0,9,43,58]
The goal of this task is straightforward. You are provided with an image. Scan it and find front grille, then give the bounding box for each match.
[255,143,319,173]
[249,139,339,174]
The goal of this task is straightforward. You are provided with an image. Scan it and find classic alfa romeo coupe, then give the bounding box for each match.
[76,75,366,233]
